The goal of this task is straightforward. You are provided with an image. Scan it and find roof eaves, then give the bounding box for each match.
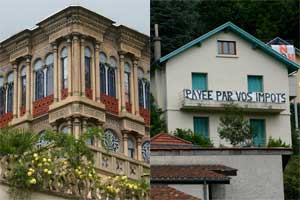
[159,22,299,74]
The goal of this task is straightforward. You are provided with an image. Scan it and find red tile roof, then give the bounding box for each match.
[151,165,234,183]
[151,132,192,145]
[151,185,201,200]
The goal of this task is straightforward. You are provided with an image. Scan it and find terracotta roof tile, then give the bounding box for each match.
[151,185,201,200]
[151,133,192,145]
[151,165,236,183]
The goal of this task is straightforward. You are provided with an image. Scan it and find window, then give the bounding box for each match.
[45,54,54,96]
[99,54,117,97]
[128,138,134,158]
[102,129,119,152]
[61,48,68,89]
[250,119,266,147]
[193,117,209,138]
[142,141,150,163]
[36,130,50,149]
[6,72,14,113]
[34,55,54,100]
[192,73,207,90]
[138,68,150,109]
[100,53,107,95]
[34,59,44,100]
[248,75,263,92]
[85,47,92,89]
[61,126,70,134]
[217,41,236,55]
[0,77,5,115]
[124,63,131,103]
[21,66,26,106]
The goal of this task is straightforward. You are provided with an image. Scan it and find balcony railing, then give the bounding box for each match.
[32,95,54,117]
[100,94,119,114]
[0,112,13,128]
[140,107,150,125]
[85,88,93,100]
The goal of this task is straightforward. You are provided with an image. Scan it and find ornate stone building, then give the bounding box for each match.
[0,6,150,180]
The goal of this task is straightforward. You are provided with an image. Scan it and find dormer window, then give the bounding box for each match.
[217,40,236,55]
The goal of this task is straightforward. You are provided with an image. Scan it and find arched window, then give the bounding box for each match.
[61,48,68,89]
[0,77,5,115]
[102,129,119,152]
[138,68,150,109]
[128,138,134,158]
[142,141,150,163]
[85,47,92,89]
[108,57,116,97]
[6,72,14,113]
[124,63,131,103]
[21,66,26,106]
[100,53,107,95]
[34,59,44,100]
[45,54,54,96]
[36,130,50,149]
[61,126,70,134]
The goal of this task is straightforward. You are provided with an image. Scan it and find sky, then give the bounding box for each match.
[0,0,150,42]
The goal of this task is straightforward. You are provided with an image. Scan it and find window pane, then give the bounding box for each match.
[21,76,26,106]
[192,73,207,91]
[46,65,53,95]
[108,67,116,97]
[0,87,6,114]
[223,42,229,54]
[217,41,222,54]
[229,42,235,54]
[36,70,44,100]
[138,79,144,107]
[248,76,263,92]
[250,119,266,147]
[100,63,106,94]
[193,117,209,138]
[7,82,13,112]
[85,57,91,89]
[62,57,68,89]
[145,81,150,109]
[124,72,130,102]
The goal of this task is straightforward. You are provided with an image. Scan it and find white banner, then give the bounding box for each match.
[271,45,295,62]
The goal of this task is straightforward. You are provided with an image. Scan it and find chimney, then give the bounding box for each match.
[153,24,161,61]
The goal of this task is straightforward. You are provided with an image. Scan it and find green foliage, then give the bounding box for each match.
[218,104,252,146]
[172,128,213,147]
[267,137,290,148]
[150,94,166,137]
[151,0,299,62]
[284,155,300,200]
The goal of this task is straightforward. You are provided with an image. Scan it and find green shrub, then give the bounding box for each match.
[172,128,213,147]
[267,137,290,147]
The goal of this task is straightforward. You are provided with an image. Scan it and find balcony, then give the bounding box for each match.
[85,88,93,100]
[32,95,54,117]
[100,94,119,115]
[180,89,286,113]
[140,107,150,125]
[0,112,13,128]
[92,147,149,180]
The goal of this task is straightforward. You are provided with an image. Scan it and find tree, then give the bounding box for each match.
[218,104,252,146]
[150,94,166,137]
[172,128,213,147]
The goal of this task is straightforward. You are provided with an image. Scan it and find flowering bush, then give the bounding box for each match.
[0,127,149,200]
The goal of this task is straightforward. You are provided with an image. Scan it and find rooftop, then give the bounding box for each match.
[151,185,201,200]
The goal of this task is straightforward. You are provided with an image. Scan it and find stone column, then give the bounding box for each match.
[119,52,125,112]
[66,118,73,134]
[52,43,58,102]
[25,56,32,115]
[72,35,81,96]
[133,59,140,115]
[12,63,18,118]
[123,132,128,157]
[82,118,87,133]
[73,117,81,139]
[137,137,142,161]
[95,43,101,102]
[67,38,72,96]
[51,122,58,132]
[80,37,85,96]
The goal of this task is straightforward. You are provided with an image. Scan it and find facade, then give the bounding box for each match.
[151,22,299,200]
[0,6,150,180]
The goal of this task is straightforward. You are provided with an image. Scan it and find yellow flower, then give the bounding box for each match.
[32,160,35,163]
[29,178,36,184]
[128,184,133,189]
[33,153,38,158]
[88,173,92,177]
[29,168,34,172]
[121,175,127,180]
[63,161,68,165]
[38,163,42,167]
[133,185,138,190]
[44,168,48,173]
[47,170,52,175]
[115,188,120,193]
[43,158,47,162]
[35,157,39,161]
[47,158,51,162]
[27,171,33,176]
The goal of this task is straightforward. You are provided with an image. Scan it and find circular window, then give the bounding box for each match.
[142,141,150,162]
[102,129,120,152]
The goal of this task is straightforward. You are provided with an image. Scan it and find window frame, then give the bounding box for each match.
[192,72,208,91]
[247,75,264,93]
[217,40,237,55]
[193,116,209,138]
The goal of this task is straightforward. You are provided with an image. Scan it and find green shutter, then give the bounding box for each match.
[250,119,266,146]
[194,117,209,138]
[248,76,263,92]
[192,73,207,90]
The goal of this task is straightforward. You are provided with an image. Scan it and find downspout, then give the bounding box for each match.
[203,180,208,200]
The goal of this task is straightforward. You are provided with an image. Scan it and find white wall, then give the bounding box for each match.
[151,154,285,200]
[158,31,291,144]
